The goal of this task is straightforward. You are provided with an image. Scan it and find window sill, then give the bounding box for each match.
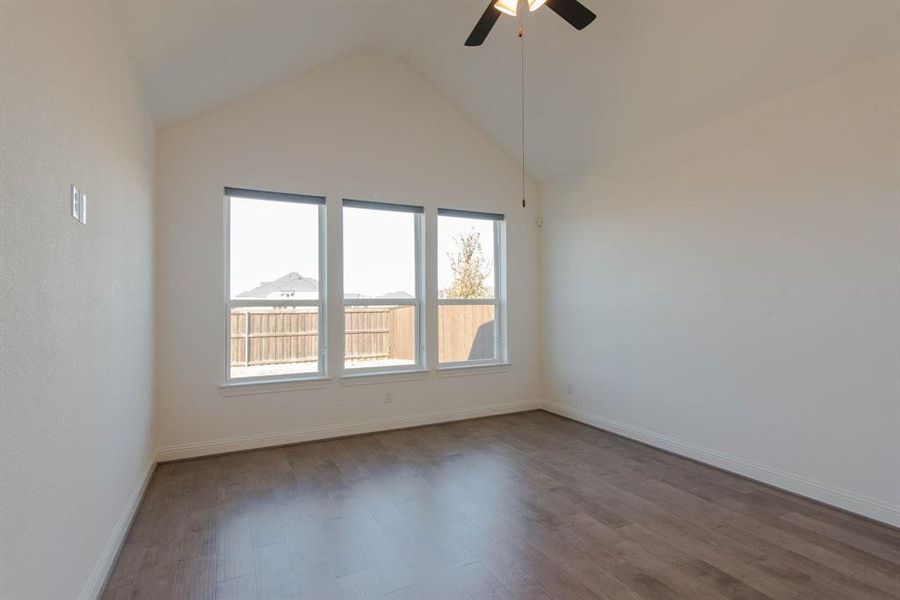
[436,362,511,377]
[339,368,430,386]
[218,376,331,397]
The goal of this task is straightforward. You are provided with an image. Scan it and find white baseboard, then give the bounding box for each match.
[542,402,900,528]
[80,458,156,600]
[156,399,542,462]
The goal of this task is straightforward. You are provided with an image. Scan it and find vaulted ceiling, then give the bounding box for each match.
[111,0,898,181]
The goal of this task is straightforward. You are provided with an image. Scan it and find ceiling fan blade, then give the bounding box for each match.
[465,1,502,46]
[545,0,596,30]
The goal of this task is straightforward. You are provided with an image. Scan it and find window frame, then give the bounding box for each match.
[437,209,508,368]
[223,187,328,385]
[341,199,426,375]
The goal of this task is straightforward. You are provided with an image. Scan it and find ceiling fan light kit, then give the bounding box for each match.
[494,0,547,17]
[493,0,517,16]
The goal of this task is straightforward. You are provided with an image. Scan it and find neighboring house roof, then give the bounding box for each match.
[237,272,318,298]
[376,291,414,300]
[239,273,413,300]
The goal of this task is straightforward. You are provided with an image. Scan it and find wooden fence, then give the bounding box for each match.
[230,306,416,367]
[438,304,495,362]
[230,308,318,367]
[343,306,415,362]
[230,304,492,367]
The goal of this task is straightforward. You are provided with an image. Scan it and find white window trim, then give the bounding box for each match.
[223,191,327,385]
[436,362,511,377]
[339,368,430,386]
[437,216,508,368]
[218,376,332,396]
[341,202,426,376]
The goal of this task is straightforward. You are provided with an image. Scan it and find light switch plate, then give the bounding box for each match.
[79,193,87,224]
[71,184,80,220]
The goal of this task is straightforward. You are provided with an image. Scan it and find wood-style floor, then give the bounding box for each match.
[103,411,900,600]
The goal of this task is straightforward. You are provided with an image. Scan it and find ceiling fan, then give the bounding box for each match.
[465,0,596,46]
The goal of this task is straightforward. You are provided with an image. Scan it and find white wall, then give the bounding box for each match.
[155,54,542,457]
[542,51,900,526]
[0,3,156,598]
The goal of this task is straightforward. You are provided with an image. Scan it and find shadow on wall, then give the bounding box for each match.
[468,319,495,360]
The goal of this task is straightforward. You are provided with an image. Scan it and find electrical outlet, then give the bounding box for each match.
[71,185,80,221]
[384,391,393,404]
[567,382,574,394]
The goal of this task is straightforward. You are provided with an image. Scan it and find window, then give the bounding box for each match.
[224,192,507,385]
[438,209,506,365]
[343,200,423,372]
[225,188,325,381]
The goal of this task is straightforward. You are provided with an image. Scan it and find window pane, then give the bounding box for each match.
[230,196,319,300]
[345,305,416,369]
[439,304,495,363]
[343,207,416,300]
[229,307,319,378]
[438,215,495,300]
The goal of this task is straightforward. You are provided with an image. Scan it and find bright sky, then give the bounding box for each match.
[230,197,495,299]
[230,197,319,298]
[342,206,415,297]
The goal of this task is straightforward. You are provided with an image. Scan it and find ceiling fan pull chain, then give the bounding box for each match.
[521,25,526,208]
[464,0,596,208]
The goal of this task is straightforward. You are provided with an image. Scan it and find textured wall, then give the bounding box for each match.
[542,51,900,525]
[155,54,542,454]
[0,3,156,597]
